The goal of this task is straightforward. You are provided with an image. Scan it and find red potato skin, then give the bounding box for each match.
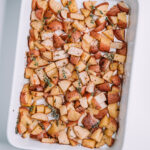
[92,98,102,109]
[99,57,110,72]
[94,108,108,119]
[82,113,98,129]
[97,83,111,92]
[114,29,125,41]
[29,85,44,92]
[111,75,121,86]
[76,106,85,113]
[28,50,40,57]
[94,22,106,32]
[96,2,109,8]
[117,1,129,13]
[67,121,78,127]
[118,20,127,29]
[116,42,127,56]
[90,31,101,41]
[66,90,80,101]
[29,29,36,40]
[108,92,120,104]
[89,65,101,73]
[32,0,37,10]
[53,34,65,48]
[81,86,86,96]
[48,20,63,31]
[20,92,27,106]
[35,9,44,20]
[44,10,53,18]
[90,42,99,54]
[94,51,101,59]
[99,42,110,52]
[70,55,80,65]
[106,5,120,16]
[70,31,81,43]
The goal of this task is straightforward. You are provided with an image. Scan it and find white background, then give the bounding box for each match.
[0,0,150,149]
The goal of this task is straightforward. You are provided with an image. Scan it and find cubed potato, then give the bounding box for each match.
[17,122,27,134]
[68,0,78,13]
[60,9,68,19]
[103,135,114,147]
[66,63,75,72]
[117,1,129,13]
[66,90,80,102]
[60,105,67,116]
[58,80,71,93]
[53,50,69,61]
[46,96,54,106]
[99,35,111,52]
[41,39,53,50]
[41,138,57,143]
[50,86,63,96]
[55,59,69,69]
[90,75,104,85]
[61,0,68,7]
[59,67,72,79]
[83,1,97,11]
[91,128,103,142]
[81,52,90,63]
[85,16,96,28]
[87,56,97,66]
[76,61,86,72]
[68,47,83,57]
[110,62,118,71]
[107,117,118,132]
[31,21,43,31]
[53,96,63,109]
[81,8,90,17]
[90,31,102,41]
[103,71,113,82]
[49,0,62,14]
[104,129,113,137]
[31,125,43,135]
[114,54,126,63]
[79,97,88,108]
[36,105,45,113]
[74,126,90,139]
[30,73,40,86]
[68,109,81,121]
[79,71,90,85]
[69,13,84,20]
[97,83,111,92]
[25,68,34,79]
[99,115,109,128]
[93,93,106,107]
[106,5,120,16]
[81,40,90,52]
[95,138,105,148]
[69,139,78,146]
[82,139,96,149]
[114,29,125,41]
[94,108,108,119]
[117,12,127,28]
[86,81,95,93]
[83,34,94,44]
[58,130,70,145]
[118,63,124,75]
[44,106,51,114]
[72,20,86,31]
[31,91,44,100]
[28,120,38,132]
[103,29,114,41]
[111,42,123,49]
[31,113,48,121]
[108,91,120,104]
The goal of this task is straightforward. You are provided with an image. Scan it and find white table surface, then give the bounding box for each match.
[0,0,150,150]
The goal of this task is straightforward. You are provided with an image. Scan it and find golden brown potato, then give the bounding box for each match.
[82,139,96,149]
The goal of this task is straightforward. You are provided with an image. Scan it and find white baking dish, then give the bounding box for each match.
[7,0,139,149]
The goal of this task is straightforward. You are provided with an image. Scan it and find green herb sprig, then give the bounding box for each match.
[48,105,60,120]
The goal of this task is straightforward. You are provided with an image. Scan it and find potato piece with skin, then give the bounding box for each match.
[81,40,90,52]
[117,42,127,56]
[94,2,109,16]
[48,20,63,31]
[41,39,53,50]
[90,75,104,85]
[83,34,93,44]
[99,57,110,72]
[83,1,97,11]
[68,109,81,121]
[58,130,69,145]
[76,61,86,72]
[50,86,63,96]
[114,53,126,63]
[94,108,108,119]
[37,0,48,11]
[91,128,103,142]
[66,90,80,102]
[90,31,101,41]
[74,126,90,139]
[41,138,57,143]
[82,113,98,130]
[111,75,121,86]
[53,34,65,48]
[108,103,119,119]
[79,71,89,85]
[30,73,40,86]
[41,51,52,61]
[117,1,129,13]
[118,63,124,75]
[89,65,100,73]
[31,113,48,121]
[59,67,71,80]
[35,9,44,20]
[117,12,127,28]
[70,31,81,43]
[69,139,78,146]
[99,35,112,52]
[103,71,113,82]
[82,139,96,149]
[53,96,63,109]
[56,59,69,68]
[96,138,105,148]
[85,16,96,28]
[60,9,68,19]
[107,5,120,16]
[86,81,95,93]
[87,56,97,66]
[81,8,90,17]
[108,91,120,104]
[36,105,45,113]
[97,83,111,92]
[31,125,43,135]
[53,50,68,61]
[70,55,80,65]
[103,135,114,147]
[25,68,34,79]
[107,117,118,132]
[31,21,43,32]
[99,115,109,128]
[68,47,83,57]
[58,80,71,93]
[72,20,86,32]
[90,40,99,54]
[68,0,78,13]
[79,97,88,109]
[69,13,84,20]
[49,0,62,14]
[44,106,51,114]
[60,105,67,116]
[114,29,125,41]
[103,29,114,41]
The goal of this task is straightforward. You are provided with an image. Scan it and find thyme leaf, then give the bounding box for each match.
[48,105,60,120]
[44,76,52,87]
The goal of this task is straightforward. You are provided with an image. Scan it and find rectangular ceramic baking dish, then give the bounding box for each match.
[7,0,138,149]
